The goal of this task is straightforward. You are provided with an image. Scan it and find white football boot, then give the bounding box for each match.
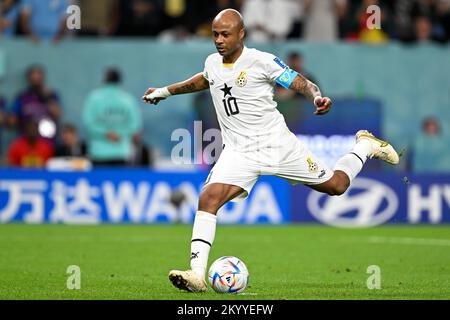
[168,270,207,293]
[356,130,400,165]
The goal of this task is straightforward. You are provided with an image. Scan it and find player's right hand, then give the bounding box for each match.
[142,88,160,105]
[142,87,171,105]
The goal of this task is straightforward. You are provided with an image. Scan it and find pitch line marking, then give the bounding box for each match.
[238,292,258,296]
[366,236,450,247]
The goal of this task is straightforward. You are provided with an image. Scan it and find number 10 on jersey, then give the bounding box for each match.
[223,97,240,116]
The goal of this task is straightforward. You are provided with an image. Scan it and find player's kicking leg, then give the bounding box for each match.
[169,183,244,292]
[309,130,399,195]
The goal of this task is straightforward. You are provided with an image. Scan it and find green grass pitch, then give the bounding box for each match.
[0,224,449,300]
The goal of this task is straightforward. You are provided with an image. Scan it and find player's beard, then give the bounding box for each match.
[219,44,240,59]
[216,46,227,55]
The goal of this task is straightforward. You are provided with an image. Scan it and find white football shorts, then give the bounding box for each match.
[203,129,334,201]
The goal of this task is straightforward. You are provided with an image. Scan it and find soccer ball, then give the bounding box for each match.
[208,256,249,294]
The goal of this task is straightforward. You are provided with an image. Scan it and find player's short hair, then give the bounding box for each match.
[104,68,122,84]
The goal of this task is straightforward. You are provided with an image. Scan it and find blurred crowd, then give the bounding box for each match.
[1,0,450,43]
[1,58,447,172]
[0,0,449,173]
[0,65,154,169]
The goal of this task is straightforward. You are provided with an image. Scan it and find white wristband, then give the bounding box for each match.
[313,96,322,106]
[158,87,172,98]
[146,87,171,100]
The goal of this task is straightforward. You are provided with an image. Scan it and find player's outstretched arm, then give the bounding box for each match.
[289,75,332,115]
[142,72,209,105]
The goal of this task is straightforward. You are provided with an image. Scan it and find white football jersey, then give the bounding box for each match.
[203,46,296,152]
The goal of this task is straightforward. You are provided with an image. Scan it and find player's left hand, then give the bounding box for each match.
[314,96,332,115]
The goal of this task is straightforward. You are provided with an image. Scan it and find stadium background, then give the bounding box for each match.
[0,0,449,300]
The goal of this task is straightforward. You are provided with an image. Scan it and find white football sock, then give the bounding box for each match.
[190,211,217,279]
[334,139,372,181]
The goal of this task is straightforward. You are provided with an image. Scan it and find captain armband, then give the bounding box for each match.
[275,67,298,89]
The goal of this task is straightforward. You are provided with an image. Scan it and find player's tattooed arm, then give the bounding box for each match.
[289,75,332,115]
[143,72,209,105]
[169,73,210,95]
[289,74,321,102]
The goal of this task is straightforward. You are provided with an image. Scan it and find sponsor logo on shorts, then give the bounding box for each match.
[318,169,326,178]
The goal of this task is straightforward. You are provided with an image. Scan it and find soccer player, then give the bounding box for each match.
[143,9,399,292]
